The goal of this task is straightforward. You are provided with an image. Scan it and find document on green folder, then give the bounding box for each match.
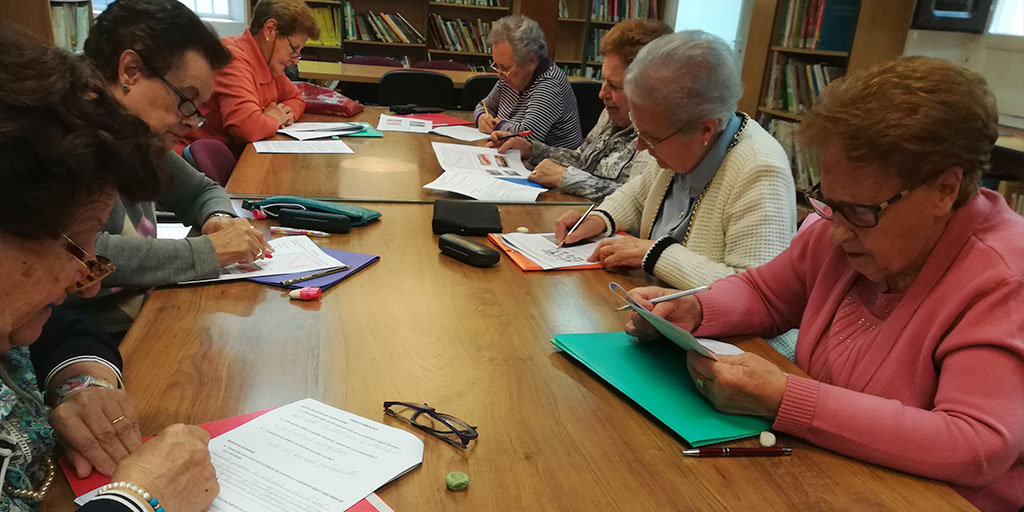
[551,331,770,447]
[343,122,384,138]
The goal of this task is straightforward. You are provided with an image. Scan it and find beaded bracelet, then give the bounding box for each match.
[98,481,165,512]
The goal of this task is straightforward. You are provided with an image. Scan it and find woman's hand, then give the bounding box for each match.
[485,131,533,157]
[529,159,566,188]
[263,102,294,128]
[554,209,606,245]
[587,236,654,269]
[51,387,141,478]
[112,424,219,512]
[624,287,703,338]
[686,351,788,419]
[477,113,502,134]
[203,218,275,267]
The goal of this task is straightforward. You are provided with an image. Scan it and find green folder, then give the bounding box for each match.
[551,332,770,447]
[344,122,383,138]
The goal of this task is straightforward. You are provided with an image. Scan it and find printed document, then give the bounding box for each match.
[179,235,345,284]
[431,141,530,178]
[377,114,433,133]
[424,172,543,202]
[278,122,366,140]
[608,282,721,359]
[500,232,622,270]
[253,140,354,154]
[430,125,489,142]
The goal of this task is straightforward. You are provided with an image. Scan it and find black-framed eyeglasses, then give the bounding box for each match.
[284,35,303,58]
[134,51,206,128]
[804,181,922,228]
[61,234,115,295]
[628,111,683,149]
[383,401,478,449]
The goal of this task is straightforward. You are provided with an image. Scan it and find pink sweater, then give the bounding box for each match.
[694,190,1024,511]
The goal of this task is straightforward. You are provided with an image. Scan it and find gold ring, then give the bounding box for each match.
[111,415,126,425]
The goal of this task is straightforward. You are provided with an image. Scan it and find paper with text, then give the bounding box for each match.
[500,232,621,270]
[179,236,345,284]
[608,282,718,359]
[278,122,366,140]
[431,141,530,178]
[206,399,422,512]
[430,125,489,142]
[424,171,543,202]
[377,114,433,133]
[253,140,354,154]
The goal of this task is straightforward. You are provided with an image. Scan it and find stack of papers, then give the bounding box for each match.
[430,125,489,142]
[393,113,473,127]
[424,142,546,201]
[253,140,354,154]
[608,282,726,359]
[180,235,346,284]
[278,122,367,140]
[497,232,622,270]
[377,114,432,133]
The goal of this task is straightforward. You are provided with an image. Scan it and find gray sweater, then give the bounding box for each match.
[64,151,234,332]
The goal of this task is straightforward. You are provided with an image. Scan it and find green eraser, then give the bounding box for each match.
[445,471,469,491]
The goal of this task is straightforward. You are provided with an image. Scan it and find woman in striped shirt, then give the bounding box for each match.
[474,15,583,149]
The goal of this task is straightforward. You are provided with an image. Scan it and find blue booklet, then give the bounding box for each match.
[247,248,379,290]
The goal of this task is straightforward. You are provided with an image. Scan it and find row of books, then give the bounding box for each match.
[764,118,817,192]
[763,53,844,114]
[990,180,1024,216]
[345,53,412,67]
[432,0,504,6]
[342,4,426,45]
[428,14,493,54]
[560,64,603,80]
[585,28,610,62]
[309,6,341,47]
[777,0,860,52]
[558,0,571,18]
[50,1,91,53]
[591,0,660,23]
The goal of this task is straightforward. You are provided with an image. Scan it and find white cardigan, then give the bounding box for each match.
[595,119,797,290]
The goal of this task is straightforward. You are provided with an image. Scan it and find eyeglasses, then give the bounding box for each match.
[383,401,478,449]
[488,60,518,76]
[284,35,303,58]
[629,112,683,149]
[61,234,115,295]
[135,52,206,128]
[804,181,923,228]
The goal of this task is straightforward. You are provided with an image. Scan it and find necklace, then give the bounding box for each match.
[680,112,749,246]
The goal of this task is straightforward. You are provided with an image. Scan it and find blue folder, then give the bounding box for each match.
[247,248,379,290]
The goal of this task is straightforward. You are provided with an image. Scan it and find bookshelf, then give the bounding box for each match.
[554,0,665,80]
[0,0,92,52]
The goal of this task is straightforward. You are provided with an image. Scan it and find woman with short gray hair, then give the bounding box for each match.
[554,30,798,356]
[474,15,583,149]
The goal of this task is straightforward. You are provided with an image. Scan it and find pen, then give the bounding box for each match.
[270,226,331,237]
[494,130,533,142]
[558,204,596,248]
[682,447,792,457]
[615,284,711,311]
[280,265,350,286]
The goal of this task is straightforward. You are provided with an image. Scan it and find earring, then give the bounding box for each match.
[703,139,709,146]
[121,83,130,91]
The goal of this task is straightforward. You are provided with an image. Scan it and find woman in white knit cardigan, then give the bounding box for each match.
[555,30,798,354]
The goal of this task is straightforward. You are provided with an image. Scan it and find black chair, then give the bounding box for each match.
[460,75,499,111]
[379,70,457,109]
[571,80,604,135]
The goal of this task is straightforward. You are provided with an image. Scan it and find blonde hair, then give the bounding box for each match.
[249,0,320,40]
[599,18,672,64]
[801,57,998,208]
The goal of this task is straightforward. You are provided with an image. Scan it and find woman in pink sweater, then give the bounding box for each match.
[626,58,1024,511]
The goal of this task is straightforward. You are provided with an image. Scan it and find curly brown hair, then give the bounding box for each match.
[249,0,321,40]
[0,24,162,240]
[599,18,673,64]
[801,57,998,208]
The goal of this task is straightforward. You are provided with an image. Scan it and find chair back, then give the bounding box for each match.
[412,60,471,71]
[343,56,403,67]
[572,80,604,135]
[460,74,499,110]
[379,70,457,109]
[183,139,236,187]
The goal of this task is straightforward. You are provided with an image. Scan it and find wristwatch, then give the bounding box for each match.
[205,212,236,222]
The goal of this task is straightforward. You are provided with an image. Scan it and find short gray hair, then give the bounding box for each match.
[625,30,742,134]
[488,15,548,65]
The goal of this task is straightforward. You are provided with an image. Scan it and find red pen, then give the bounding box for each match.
[682,447,792,457]
[494,130,532,142]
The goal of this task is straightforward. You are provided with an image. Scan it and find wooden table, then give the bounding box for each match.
[226,107,592,204]
[298,61,600,88]
[42,203,974,511]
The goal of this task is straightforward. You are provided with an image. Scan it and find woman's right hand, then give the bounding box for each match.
[206,220,274,267]
[477,113,502,134]
[111,424,219,512]
[263,102,294,128]
[624,286,704,339]
[554,209,606,245]
[485,131,533,158]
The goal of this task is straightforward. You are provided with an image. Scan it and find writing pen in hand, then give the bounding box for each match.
[682,447,792,457]
[558,204,597,248]
[493,130,533,142]
[615,284,711,311]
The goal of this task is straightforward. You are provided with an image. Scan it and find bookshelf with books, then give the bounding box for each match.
[554,0,663,80]
[49,0,92,53]
[425,1,510,70]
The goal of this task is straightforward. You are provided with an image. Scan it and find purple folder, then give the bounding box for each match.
[247,248,379,290]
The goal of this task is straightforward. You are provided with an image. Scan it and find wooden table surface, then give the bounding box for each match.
[297,61,600,88]
[226,107,591,204]
[42,203,974,511]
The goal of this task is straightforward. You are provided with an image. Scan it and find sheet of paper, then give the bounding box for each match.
[377,114,433,133]
[278,122,366,140]
[431,141,530,178]
[180,235,345,284]
[430,125,489,142]
[205,399,423,512]
[608,282,717,359]
[253,140,354,154]
[156,223,192,240]
[499,232,620,270]
[424,171,543,202]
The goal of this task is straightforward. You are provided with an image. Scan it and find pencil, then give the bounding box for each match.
[481,101,491,118]
[615,284,711,311]
[280,265,350,286]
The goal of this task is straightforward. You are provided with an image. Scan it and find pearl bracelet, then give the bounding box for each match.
[98,481,165,512]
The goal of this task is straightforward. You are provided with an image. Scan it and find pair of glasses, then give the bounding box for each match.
[488,60,518,76]
[284,36,303,58]
[804,180,926,228]
[383,402,478,449]
[628,112,683,149]
[61,234,115,295]
[135,52,206,128]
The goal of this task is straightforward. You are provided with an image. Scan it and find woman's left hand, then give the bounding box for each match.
[51,387,142,477]
[587,236,655,269]
[686,351,788,419]
[529,159,567,187]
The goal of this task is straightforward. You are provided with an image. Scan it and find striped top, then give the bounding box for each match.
[474,58,583,149]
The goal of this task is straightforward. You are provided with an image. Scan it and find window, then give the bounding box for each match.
[990,0,1024,36]
[93,0,246,23]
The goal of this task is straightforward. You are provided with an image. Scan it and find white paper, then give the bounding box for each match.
[499,232,621,270]
[696,338,745,356]
[430,125,489,142]
[205,399,423,511]
[431,141,530,178]
[377,114,433,133]
[253,140,354,154]
[608,282,718,359]
[278,122,366,140]
[424,171,543,202]
[179,235,344,284]
[156,223,192,240]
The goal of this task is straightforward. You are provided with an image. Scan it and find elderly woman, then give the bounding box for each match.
[0,31,217,512]
[474,15,583,149]
[178,0,320,157]
[486,18,671,202]
[627,58,1024,512]
[75,0,273,335]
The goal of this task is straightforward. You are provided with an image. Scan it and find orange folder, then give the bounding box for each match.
[487,233,605,271]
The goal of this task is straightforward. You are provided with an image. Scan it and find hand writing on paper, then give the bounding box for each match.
[624,286,703,339]
[203,218,275,267]
[113,424,220,512]
[686,351,787,419]
[529,159,567,188]
[554,209,605,245]
[477,113,502,134]
[52,387,141,477]
[264,102,294,128]
[486,131,533,157]
[587,236,654,269]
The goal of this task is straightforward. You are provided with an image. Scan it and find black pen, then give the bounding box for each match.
[280,265,349,286]
[558,204,596,248]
